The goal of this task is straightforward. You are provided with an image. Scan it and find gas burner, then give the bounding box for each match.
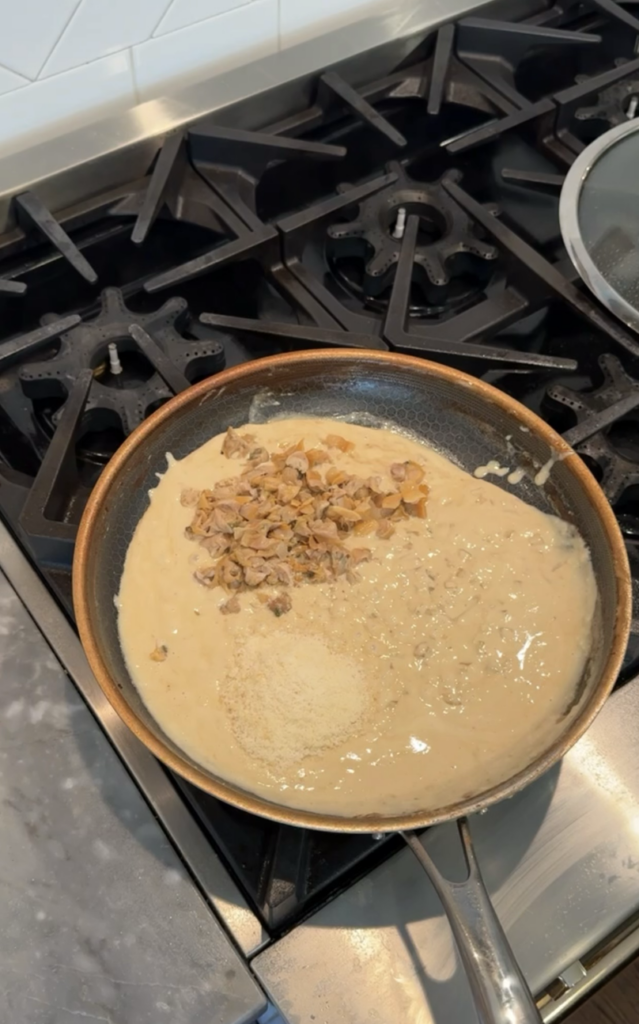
[574,62,639,128]
[546,354,639,504]
[19,288,225,435]
[326,164,498,316]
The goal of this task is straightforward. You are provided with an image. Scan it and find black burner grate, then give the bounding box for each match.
[179,781,402,933]
[20,287,225,433]
[547,354,639,505]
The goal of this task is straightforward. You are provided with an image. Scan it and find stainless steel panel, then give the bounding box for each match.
[544,928,639,1021]
[253,679,639,1023]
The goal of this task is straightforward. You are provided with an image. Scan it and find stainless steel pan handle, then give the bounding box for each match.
[403,820,542,1024]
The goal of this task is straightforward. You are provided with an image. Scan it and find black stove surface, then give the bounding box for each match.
[2,0,639,936]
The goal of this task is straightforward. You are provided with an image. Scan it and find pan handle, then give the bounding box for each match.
[402,819,542,1024]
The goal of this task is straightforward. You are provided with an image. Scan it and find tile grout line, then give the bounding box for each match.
[37,0,174,82]
[128,47,141,104]
[0,65,30,91]
[150,0,178,38]
[35,0,85,80]
[153,0,261,39]
[6,0,278,105]
[142,0,263,48]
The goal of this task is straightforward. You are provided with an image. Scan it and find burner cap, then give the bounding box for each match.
[560,118,639,333]
[326,164,498,317]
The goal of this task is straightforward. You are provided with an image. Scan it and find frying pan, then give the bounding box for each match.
[73,350,631,1024]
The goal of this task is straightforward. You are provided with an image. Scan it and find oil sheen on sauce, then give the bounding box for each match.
[116,418,597,818]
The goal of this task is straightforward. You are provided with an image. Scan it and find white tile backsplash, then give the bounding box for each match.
[154,0,250,36]
[40,0,172,77]
[0,68,29,98]
[280,0,380,47]
[0,0,449,158]
[132,0,278,102]
[0,52,135,157]
[0,0,80,79]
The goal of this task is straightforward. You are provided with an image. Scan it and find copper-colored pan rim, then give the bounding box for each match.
[73,349,632,833]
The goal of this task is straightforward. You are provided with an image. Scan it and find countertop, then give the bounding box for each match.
[0,568,266,1024]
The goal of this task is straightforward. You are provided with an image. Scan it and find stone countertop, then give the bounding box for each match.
[0,569,266,1024]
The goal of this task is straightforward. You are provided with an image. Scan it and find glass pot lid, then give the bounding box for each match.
[559,118,639,333]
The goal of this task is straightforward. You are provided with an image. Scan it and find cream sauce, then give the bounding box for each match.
[473,460,510,480]
[116,419,597,818]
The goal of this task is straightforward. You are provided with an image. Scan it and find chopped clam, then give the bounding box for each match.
[277,482,301,503]
[310,519,339,541]
[326,468,349,486]
[194,566,217,586]
[377,520,395,539]
[243,565,270,588]
[407,496,428,519]
[326,506,361,523]
[219,558,243,589]
[200,535,231,556]
[272,562,295,586]
[286,451,309,474]
[400,484,425,505]
[307,448,331,466]
[240,502,260,521]
[381,492,402,510]
[353,519,377,536]
[366,475,385,494]
[405,461,425,484]
[324,434,355,452]
[222,427,255,459]
[248,447,269,465]
[184,427,429,612]
[306,469,324,491]
[267,591,292,617]
[211,508,237,534]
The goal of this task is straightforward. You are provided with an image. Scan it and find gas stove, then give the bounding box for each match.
[2,1,639,1020]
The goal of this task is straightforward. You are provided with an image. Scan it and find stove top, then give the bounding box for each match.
[2,0,639,940]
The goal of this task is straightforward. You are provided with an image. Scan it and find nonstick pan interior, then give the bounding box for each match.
[73,351,630,832]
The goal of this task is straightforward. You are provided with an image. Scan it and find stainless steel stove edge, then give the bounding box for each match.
[540,919,639,1021]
